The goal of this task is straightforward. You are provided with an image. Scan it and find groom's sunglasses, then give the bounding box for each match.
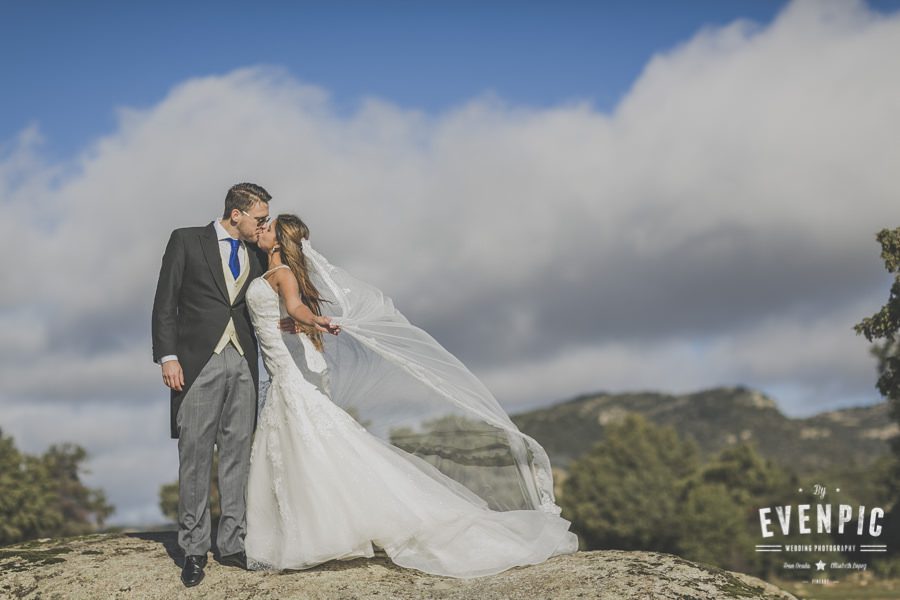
[242,210,271,227]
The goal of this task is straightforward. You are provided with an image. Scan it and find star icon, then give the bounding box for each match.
[815,560,826,571]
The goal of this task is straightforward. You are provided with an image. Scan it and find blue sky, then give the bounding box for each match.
[0,0,816,158]
[4,0,900,525]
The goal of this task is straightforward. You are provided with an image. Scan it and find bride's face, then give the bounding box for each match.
[258,219,277,252]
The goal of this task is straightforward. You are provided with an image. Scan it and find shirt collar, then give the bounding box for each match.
[212,219,241,243]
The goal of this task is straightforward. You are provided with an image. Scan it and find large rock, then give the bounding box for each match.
[0,531,797,599]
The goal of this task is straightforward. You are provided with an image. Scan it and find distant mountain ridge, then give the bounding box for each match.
[509,386,896,473]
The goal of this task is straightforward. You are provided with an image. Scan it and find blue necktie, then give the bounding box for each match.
[228,239,240,279]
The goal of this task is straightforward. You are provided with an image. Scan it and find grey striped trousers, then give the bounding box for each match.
[176,344,256,557]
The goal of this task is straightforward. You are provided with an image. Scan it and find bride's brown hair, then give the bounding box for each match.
[274,214,332,352]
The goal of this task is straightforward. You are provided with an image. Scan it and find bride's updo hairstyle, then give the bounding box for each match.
[274,214,332,352]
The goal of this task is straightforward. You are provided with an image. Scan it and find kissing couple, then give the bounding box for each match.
[151,182,578,587]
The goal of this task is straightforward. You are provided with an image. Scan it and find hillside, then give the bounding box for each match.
[510,386,896,473]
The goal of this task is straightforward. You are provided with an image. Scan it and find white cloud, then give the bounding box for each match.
[0,0,898,524]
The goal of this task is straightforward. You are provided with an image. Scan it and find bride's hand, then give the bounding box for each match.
[315,315,341,335]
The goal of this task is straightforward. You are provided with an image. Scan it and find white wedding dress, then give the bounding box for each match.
[243,264,578,578]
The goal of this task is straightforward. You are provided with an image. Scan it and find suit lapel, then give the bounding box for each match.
[200,223,230,302]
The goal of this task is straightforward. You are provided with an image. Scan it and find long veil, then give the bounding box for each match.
[298,237,563,516]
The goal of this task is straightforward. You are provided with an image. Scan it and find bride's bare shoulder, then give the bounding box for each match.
[271,265,298,292]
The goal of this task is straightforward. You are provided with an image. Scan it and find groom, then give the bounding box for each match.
[152,182,274,587]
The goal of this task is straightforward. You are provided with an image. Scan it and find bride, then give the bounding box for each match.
[243,213,579,578]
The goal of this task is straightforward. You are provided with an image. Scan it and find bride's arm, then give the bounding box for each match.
[272,269,340,335]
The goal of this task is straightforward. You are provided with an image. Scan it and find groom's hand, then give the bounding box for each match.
[278,317,301,334]
[161,360,185,392]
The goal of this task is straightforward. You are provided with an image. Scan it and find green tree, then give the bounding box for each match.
[0,430,59,544]
[680,443,792,576]
[42,443,114,537]
[675,482,749,570]
[559,413,699,553]
[559,415,798,576]
[854,228,900,471]
[854,226,900,568]
[696,442,790,507]
[0,429,114,545]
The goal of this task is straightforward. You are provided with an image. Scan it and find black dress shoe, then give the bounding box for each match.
[219,551,247,570]
[181,554,207,587]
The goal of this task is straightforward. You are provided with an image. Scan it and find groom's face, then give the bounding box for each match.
[236,200,270,243]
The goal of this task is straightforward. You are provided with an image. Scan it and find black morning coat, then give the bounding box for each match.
[151,222,268,439]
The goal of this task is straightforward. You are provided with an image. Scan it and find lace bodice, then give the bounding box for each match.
[246,272,328,383]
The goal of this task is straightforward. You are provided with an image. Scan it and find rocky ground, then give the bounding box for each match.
[0,531,797,599]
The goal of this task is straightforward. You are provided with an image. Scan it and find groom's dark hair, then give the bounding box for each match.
[224,182,272,218]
